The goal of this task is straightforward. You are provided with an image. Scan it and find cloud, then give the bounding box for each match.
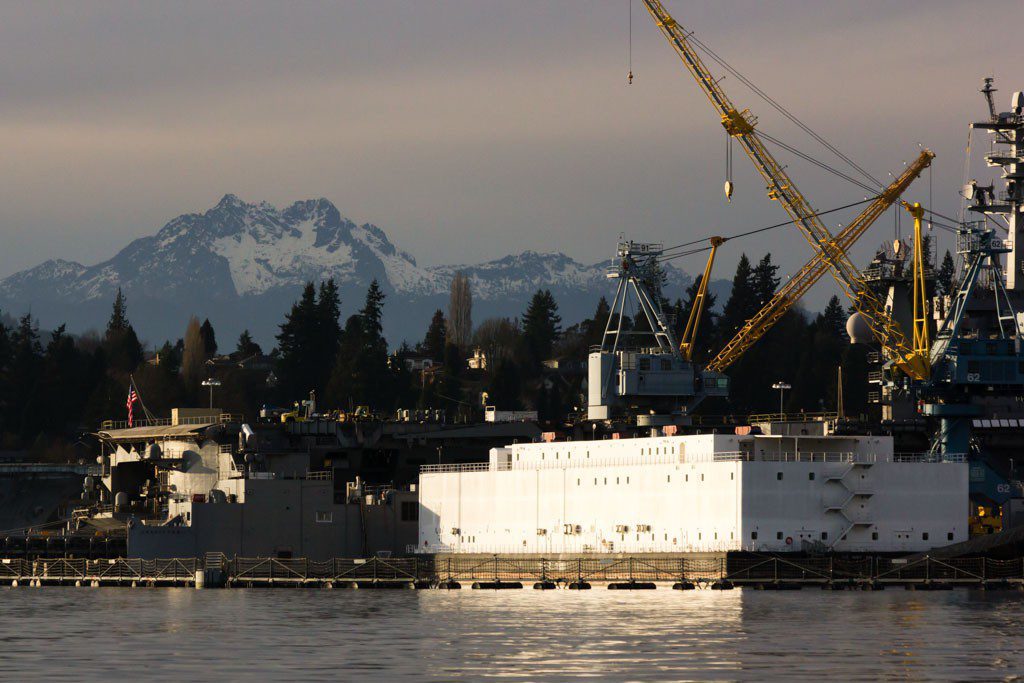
[0,0,1018,315]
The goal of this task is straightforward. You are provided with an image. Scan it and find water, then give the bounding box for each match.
[2,587,1024,681]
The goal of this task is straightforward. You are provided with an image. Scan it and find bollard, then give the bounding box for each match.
[194,570,206,589]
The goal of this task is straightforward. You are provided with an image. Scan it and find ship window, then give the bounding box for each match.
[751,532,758,540]
[661,359,672,371]
[776,532,783,540]
[604,477,607,485]
[400,502,418,522]
[821,532,828,540]
[809,472,815,480]
[777,472,783,480]
[577,478,580,486]
[667,475,671,483]
[639,358,651,371]
[730,532,734,540]
[698,533,702,540]
[626,476,630,484]
[685,474,689,482]
[316,511,333,524]
[948,532,954,541]
[922,532,929,541]
[700,474,704,481]
[730,472,734,480]
[714,532,718,540]
[594,478,597,485]
[616,477,620,484]
[872,532,879,540]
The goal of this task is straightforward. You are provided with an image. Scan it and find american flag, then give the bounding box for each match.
[126,387,139,427]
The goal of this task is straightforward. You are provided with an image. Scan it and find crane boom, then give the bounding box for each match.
[679,236,723,361]
[640,0,929,379]
[707,150,934,372]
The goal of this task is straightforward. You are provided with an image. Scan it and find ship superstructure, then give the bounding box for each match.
[418,429,967,555]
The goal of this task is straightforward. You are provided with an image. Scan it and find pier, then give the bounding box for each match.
[3,554,1024,589]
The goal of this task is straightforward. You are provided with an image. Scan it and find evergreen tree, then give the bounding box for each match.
[0,317,11,434]
[199,319,218,357]
[316,279,343,358]
[236,330,262,357]
[820,295,848,339]
[522,289,562,370]
[936,250,956,296]
[717,254,757,347]
[586,296,611,348]
[103,289,143,372]
[9,314,43,437]
[326,280,393,411]
[276,283,321,398]
[108,289,130,333]
[421,310,447,362]
[751,253,780,305]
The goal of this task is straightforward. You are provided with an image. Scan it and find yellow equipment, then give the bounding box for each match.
[679,236,724,361]
[707,151,934,371]
[906,202,930,378]
[639,0,931,380]
[970,505,1002,536]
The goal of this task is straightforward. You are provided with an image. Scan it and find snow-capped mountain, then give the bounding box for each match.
[0,195,698,346]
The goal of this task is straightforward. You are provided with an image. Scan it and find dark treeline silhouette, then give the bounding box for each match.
[0,247,918,460]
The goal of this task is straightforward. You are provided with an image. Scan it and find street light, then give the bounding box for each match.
[201,378,222,409]
[771,381,791,419]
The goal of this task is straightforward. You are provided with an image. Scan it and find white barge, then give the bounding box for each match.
[418,429,968,554]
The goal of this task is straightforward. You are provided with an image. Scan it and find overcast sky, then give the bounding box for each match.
[0,0,1019,304]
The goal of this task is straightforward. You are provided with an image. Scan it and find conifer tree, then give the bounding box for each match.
[717,254,757,345]
[103,289,143,372]
[236,330,262,357]
[522,289,562,370]
[276,283,321,397]
[936,250,956,296]
[421,310,447,362]
[199,319,218,357]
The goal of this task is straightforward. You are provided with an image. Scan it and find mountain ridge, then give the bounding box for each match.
[0,195,709,347]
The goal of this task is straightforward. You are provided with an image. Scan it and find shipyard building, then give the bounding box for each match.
[418,430,968,554]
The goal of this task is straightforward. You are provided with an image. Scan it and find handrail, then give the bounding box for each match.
[100,413,243,431]
[419,449,966,474]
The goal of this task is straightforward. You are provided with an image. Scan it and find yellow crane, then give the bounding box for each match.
[707,151,934,371]
[679,235,723,361]
[640,0,931,380]
[906,201,931,375]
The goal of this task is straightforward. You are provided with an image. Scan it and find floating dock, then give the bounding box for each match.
[4,555,1024,590]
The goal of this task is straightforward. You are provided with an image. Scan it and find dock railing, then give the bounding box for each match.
[3,554,1024,588]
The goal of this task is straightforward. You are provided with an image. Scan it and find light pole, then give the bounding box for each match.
[771,381,791,419]
[201,378,222,409]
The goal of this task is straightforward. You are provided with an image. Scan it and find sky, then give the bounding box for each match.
[0,0,1020,307]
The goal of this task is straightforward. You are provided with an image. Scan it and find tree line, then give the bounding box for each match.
[0,245,958,459]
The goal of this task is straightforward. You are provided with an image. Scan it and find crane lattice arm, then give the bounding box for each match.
[640,0,929,379]
[679,236,723,361]
[707,150,934,371]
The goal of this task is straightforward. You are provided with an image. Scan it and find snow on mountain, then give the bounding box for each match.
[0,195,695,345]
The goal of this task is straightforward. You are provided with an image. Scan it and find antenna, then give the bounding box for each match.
[981,77,998,122]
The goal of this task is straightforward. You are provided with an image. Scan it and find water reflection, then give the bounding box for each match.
[0,587,1021,680]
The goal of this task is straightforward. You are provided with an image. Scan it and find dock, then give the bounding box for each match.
[4,554,1024,589]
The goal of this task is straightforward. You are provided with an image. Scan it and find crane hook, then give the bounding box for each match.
[628,70,634,85]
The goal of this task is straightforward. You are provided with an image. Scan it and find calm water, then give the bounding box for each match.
[2,587,1023,681]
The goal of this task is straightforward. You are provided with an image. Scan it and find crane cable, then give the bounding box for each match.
[685,30,883,191]
[658,195,879,263]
